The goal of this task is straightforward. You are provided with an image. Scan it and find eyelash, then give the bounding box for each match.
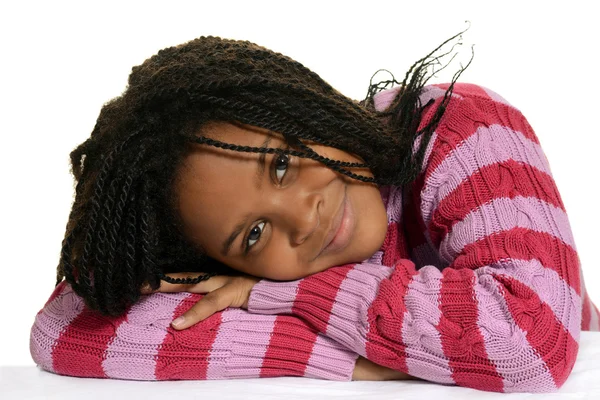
[243,151,292,254]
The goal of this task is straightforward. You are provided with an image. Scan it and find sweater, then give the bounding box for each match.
[30,83,599,393]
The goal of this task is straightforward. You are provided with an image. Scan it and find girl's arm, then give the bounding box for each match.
[30,281,360,381]
[246,83,596,393]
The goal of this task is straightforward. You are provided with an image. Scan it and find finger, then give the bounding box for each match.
[171,289,233,330]
[156,273,225,294]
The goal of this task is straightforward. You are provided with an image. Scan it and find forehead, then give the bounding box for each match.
[202,121,278,146]
[180,121,283,186]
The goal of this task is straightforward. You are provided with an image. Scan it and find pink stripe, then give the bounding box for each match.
[492,274,579,388]
[384,185,403,224]
[412,131,438,174]
[472,275,557,392]
[330,263,393,352]
[401,265,454,384]
[484,259,581,339]
[305,334,357,380]
[373,86,402,111]
[43,280,67,308]
[207,308,276,379]
[481,86,513,109]
[373,84,460,113]
[363,249,383,265]
[421,124,553,226]
[378,185,391,209]
[440,196,576,262]
[101,292,187,379]
[251,280,300,314]
[30,283,84,373]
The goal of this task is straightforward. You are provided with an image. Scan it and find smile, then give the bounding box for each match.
[319,186,355,257]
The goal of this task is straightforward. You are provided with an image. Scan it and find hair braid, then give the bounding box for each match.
[58,31,471,315]
[192,136,376,183]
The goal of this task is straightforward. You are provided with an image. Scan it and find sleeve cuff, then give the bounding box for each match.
[215,308,359,381]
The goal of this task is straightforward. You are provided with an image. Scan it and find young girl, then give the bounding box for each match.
[30,33,599,392]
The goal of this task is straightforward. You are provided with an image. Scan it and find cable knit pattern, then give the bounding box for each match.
[247,83,599,393]
[30,83,599,390]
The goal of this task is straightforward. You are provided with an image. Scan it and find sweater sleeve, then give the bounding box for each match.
[30,281,358,381]
[247,83,583,393]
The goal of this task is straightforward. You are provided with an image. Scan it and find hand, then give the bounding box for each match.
[141,272,261,330]
[352,356,414,381]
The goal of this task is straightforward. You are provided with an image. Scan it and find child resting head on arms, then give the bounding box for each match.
[57,34,465,319]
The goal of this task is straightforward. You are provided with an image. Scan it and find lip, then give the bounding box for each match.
[318,186,355,257]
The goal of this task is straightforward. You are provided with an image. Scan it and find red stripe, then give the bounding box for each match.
[403,178,428,251]
[429,158,566,248]
[433,83,528,134]
[292,265,351,333]
[493,274,578,387]
[450,227,581,296]
[52,305,128,378]
[154,294,215,380]
[418,89,540,190]
[260,315,317,378]
[435,82,492,100]
[417,101,462,185]
[582,292,592,331]
[366,259,417,374]
[437,267,504,392]
[381,221,410,266]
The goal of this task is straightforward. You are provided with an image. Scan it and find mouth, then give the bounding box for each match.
[317,185,354,258]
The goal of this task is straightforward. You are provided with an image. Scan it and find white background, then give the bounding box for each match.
[1,0,598,366]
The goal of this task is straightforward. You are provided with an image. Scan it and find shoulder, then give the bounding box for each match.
[372,82,521,118]
[373,82,541,194]
[414,83,539,156]
[423,82,515,108]
[373,82,530,144]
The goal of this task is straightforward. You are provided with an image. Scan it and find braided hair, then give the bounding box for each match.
[57,30,472,316]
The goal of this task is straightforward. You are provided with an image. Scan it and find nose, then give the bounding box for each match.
[283,191,323,246]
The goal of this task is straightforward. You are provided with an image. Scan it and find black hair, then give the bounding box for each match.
[57,27,472,316]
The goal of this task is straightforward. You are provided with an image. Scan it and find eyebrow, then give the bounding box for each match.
[220,135,273,257]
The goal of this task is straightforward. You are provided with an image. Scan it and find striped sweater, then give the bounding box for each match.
[30,83,599,392]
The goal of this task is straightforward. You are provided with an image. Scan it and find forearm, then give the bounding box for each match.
[31,281,357,381]
[248,257,580,392]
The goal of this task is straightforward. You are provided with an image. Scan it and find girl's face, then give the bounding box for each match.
[175,121,388,281]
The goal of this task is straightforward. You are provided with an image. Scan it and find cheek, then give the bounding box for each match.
[347,187,387,256]
[262,257,308,280]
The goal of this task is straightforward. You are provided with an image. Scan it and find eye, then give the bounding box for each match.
[246,221,265,251]
[273,152,290,183]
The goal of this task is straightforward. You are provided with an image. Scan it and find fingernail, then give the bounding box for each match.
[172,316,185,328]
